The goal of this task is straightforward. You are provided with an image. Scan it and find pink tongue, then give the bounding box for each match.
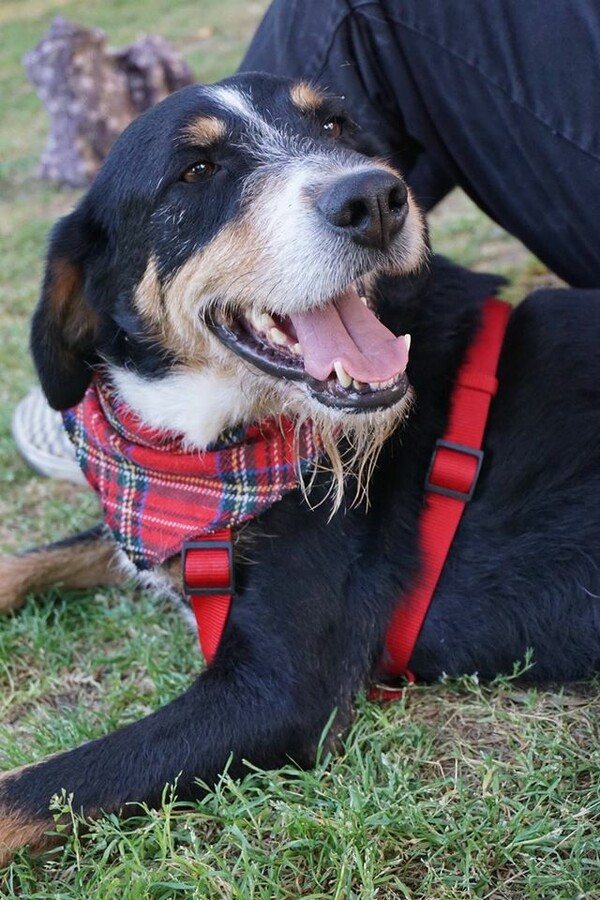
[290,285,409,383]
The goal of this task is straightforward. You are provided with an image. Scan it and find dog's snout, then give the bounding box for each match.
[316,170,408,251]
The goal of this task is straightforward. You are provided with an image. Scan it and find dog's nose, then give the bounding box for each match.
[316,170,408,251]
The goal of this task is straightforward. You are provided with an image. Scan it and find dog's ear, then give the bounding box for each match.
[31,207,103,410]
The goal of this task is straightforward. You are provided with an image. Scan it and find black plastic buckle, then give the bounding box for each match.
[425,439,484,502]
[182,539,235,596]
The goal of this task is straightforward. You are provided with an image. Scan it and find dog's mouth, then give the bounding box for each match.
[206,282,410,411]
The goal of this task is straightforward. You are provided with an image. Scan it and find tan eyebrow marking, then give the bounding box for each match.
[290,81,326,112]
[183,115,227,145]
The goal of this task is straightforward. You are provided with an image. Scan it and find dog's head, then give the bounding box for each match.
[32,73,428,491]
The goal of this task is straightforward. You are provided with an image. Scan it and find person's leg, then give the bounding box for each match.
[241,0,600,287]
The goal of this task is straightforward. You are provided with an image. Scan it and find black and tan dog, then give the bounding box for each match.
[1,74,599,862]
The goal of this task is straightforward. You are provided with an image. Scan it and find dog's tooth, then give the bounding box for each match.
[404,333,412,353]
[247,310,260,331]
[334,360,352,388]
[250,313,262,331]
[260,313,276,331]
[269,326,288,346]
[353,379,365,390]
[291,342,302,356]
[369,380,382,391]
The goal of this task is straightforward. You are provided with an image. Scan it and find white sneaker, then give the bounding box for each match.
[11,387,86,485]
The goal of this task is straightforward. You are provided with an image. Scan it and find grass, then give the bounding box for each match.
[0,1,598,897]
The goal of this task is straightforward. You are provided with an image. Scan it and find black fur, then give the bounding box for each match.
[4,75,600,842]
[31,74,369,408]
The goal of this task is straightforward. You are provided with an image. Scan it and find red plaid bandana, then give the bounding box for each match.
[63,378,323,570]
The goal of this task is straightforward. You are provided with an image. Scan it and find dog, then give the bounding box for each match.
[1,73,599,863]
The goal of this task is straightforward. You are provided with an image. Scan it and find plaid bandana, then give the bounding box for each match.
[63,378,323,570]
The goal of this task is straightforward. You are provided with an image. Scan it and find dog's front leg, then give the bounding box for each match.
[0,654,314,864]
[0,512,371,864]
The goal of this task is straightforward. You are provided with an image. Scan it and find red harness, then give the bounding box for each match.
[183,298,512,693]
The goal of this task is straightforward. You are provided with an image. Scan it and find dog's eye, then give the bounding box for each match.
[322,116,344,139]
[181,161,218,183]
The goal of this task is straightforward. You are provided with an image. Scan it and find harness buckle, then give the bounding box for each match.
[182,535,235,596]
[425,439,484,502]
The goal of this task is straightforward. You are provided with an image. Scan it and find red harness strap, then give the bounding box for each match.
[183,530,234,665]
[183,298,512,688]
[373,297,512,698]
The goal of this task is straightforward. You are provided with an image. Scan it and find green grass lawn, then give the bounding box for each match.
[0,2,598,897]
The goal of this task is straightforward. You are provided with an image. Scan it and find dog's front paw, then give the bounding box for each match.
[0,816,54,868]
[0,763,69,866]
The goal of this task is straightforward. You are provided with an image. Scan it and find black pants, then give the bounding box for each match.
[241,0,600,288]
